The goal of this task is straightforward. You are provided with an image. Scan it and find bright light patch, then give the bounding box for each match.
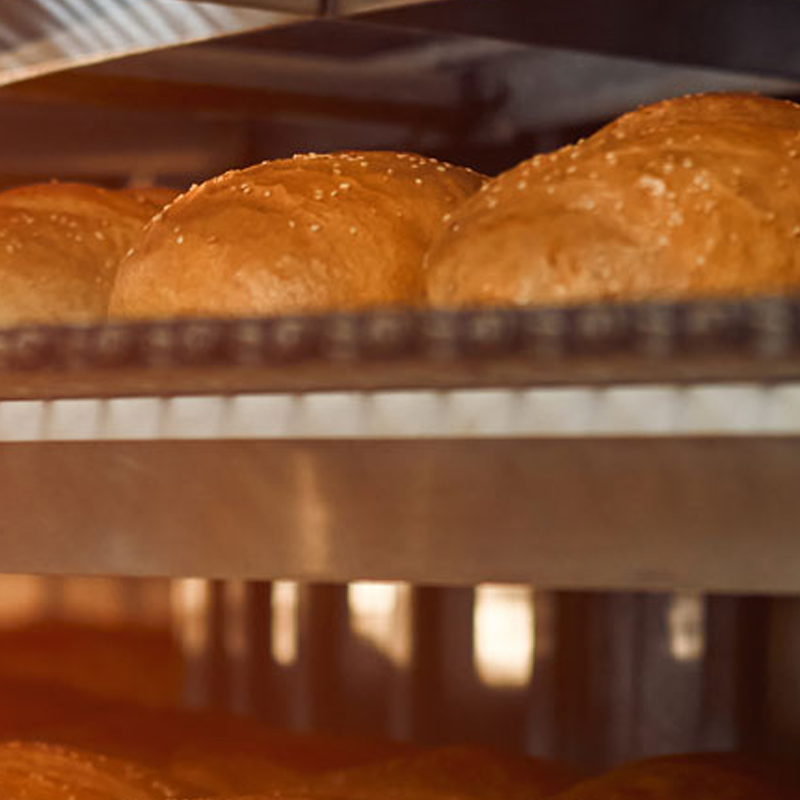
[0,576,48,624]
[170,578,210,660]
[348,581,412,668]
[668,592,706,663]
[271,580,300,667]
[473,584,535,688]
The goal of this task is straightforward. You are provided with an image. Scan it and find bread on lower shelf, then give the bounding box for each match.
[308,745,578,800]
[0,741,195,799]
[548,752,799,800]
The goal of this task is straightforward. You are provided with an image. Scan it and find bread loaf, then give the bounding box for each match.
[314,745,578,800]
[426,93,800,307]
[0,182,174,326]
[549,753,799,799]
[109,151,484,318]
[0,741,193,799]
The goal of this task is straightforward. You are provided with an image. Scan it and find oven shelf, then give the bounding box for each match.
[0,300,797,592]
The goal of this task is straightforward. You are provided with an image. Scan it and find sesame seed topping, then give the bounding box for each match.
[339,182,351,190]
[310,223,321,232]
[314,189,324,200]
[437,165,447,172]
[638,174,666,197]
[415,178,423,185]
[176,235,184,244]
[349,226,358,235]
[288,220,296,228]
[517,180,528,190]
[263,189,272,198]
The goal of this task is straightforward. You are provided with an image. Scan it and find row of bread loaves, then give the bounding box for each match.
[3,92,800,327]
[0,740,796,799]
[109,92,800,317]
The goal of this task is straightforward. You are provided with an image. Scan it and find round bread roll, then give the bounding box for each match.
[314,745,578,800]
[0,741,194,799]
[45,700,413,794]
[426,93,800,307]
[549,753,799,800]
[109,151,485,318]
[0,181,174,326]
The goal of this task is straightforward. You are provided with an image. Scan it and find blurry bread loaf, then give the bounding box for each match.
[0,182,173,326]
[549,753,799,800]
[0,741,194,799]
[315,745,578,800]
[109,151,484,318]
[426,93,800,307]
[43,700,413,794]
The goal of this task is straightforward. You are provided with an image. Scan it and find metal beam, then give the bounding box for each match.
[354,0,800,81]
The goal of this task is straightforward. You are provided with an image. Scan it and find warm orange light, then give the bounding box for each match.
[473,584,535,688]
[170,578,210,660]
[0,576,49,625]
[347,581,412,668]
[668,592,706,663]
[271,580,300,667]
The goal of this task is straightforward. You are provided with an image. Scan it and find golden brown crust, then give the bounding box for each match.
[313,745,578,800]
[549,753,800,800]
[0,741,193,799]
[0,182,174,326]
[426,93,800,307]
[109,151,484,318]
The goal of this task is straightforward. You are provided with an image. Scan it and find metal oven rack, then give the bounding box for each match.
[1,300,799,594]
